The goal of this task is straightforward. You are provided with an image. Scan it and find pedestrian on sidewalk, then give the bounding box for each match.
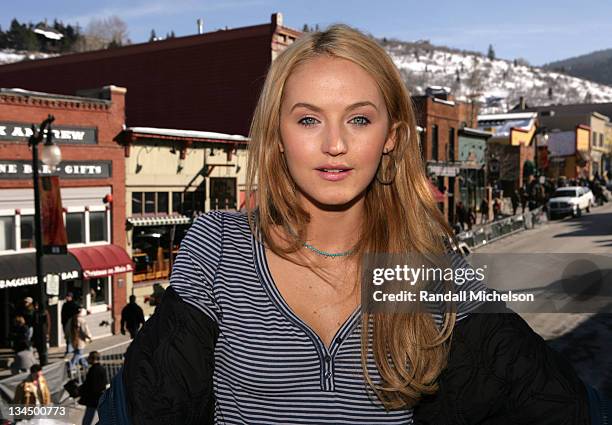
[16,297,35,342]
[67,309,93,372]
[467,207,476,230]
[13,364,51,406]
[32,301,50,362]
[493,198,501,220]
[148,283,166,314]
[455,201,467,231]
[510,190,519,215]
[61,292,81,356]
[78,351,108,425]
[519,186,528,212]
[479,198,489,224]
[121,295,145,339]
[10,316,36,375]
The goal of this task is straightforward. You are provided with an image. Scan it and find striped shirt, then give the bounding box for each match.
[170,210,489,424]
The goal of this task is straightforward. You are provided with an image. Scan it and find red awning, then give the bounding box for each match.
[69,244,134,279]
[429,181,445,202]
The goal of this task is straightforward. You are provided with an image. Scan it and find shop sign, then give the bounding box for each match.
[83,263,133,279]
[0,122,97,144]
[427,164,460,177]
[0,160,111,179]
[0,269,79,289]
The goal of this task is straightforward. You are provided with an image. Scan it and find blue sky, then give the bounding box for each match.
[2,0,611,65]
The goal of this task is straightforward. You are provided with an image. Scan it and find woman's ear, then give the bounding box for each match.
[278,142,285,153]
[383,122,400,153]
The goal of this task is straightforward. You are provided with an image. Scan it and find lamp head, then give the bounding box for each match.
[41,126,61,171]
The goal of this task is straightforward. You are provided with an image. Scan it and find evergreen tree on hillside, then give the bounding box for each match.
[487,44,495,60]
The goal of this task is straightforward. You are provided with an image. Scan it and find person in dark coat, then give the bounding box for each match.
[479,199,489,223]
[61,292,81,356]
[455,201,467,231]
[121,296,145,339]
[79,351,108,425]
[15,297,35,341]
[510,189,519,215]
[10,316,35,375]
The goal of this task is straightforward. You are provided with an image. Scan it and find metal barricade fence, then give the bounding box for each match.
[457,207,546,249]
[70,340,131,386]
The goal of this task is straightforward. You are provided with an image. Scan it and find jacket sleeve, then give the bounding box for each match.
[121,285,219,425]
[413,301,592,425]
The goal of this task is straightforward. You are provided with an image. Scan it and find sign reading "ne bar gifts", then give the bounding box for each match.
[0,122,97,144]
[0,160,112,179]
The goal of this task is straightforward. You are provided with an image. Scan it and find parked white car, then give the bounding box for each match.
[547,186,593,218]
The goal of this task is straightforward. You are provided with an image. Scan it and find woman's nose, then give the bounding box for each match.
[321,123,348,156]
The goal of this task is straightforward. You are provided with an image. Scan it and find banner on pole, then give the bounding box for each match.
[40,176,68,255]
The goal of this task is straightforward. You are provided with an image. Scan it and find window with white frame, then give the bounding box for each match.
[89,211,107,242]
[0,207,110,252]
[0,216,14,251]
[20,215,35,249]
[66,212,85,244]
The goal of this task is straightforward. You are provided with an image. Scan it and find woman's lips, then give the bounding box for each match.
[315,168,353,181]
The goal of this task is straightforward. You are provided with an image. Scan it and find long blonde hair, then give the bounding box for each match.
[246,23,456,409]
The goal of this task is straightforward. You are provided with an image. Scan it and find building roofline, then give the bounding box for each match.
[459,127,492,138]
[0,87,112,107]
[0,23,274,72]
[478,112,537,121]
[117,127,249,145]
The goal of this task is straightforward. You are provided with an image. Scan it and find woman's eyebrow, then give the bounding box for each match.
[290,101,378,113]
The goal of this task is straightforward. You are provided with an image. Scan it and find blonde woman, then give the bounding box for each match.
[101,24,601,424]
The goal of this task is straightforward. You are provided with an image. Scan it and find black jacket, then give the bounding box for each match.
[106,286,605,425]
[79,363,108,407]
[121,303,145,331]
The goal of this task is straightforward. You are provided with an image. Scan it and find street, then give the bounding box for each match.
[476,202,612,398]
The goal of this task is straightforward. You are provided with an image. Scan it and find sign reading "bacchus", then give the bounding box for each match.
[0,160,112,179]
[0,122,97,144]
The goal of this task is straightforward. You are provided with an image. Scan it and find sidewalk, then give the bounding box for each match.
[0,332,131,379]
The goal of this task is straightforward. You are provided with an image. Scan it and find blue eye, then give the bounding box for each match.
[298,117,318,127]
[351,116,371,126]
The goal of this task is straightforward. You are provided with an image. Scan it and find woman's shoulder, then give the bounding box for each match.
[187,210,252,241]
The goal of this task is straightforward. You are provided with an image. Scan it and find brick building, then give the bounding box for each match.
[0,13,300,136]
[413,88,483,224]
[0,86,131,346]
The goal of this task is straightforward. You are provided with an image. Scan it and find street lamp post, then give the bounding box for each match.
[28,114,61,366]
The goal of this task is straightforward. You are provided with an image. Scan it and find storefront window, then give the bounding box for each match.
[132,224,189,283]
[210,178,237,210]
[89,211,107,242]
[144,192,155,213]
[172,192,182,213]
[0,216,14,251]
[132,192,143,214]
[20,215,35,249]
[157,192,169,214]
[431,125,439,161]
[66,212,85,244]
[89,277,107,304]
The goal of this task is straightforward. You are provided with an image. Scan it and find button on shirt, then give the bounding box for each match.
[170,210,489,424]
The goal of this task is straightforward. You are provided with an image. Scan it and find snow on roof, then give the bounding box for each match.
[459,127,492,137]
[33,27,64,41]
[127,127,249,142]
[477,112,536,137]
[0,87,110,104]
[477,112,537,121]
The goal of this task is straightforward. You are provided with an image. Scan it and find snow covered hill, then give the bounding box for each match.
[381,40,612,113]
[3,40,612,114]
[0,49,57,66]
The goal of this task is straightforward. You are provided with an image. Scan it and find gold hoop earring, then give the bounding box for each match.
[376,153,397,185]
